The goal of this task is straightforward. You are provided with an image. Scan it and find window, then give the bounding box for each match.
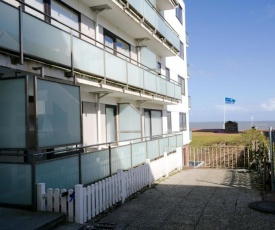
[176,5,183,24]
[178,76,185,95]
[167,112,172,133]
[104,30,130,60]
[25,0,44,19]
[179,113,187,131]
[179,41,184,59]
[51,0,79,34]
[144,109,162,138]
[165,67,170,81]
[157,62,161,75]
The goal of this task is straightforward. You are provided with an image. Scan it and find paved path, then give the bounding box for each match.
[89,169,275,230]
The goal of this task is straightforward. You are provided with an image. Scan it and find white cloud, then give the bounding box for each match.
[262,98,275,111]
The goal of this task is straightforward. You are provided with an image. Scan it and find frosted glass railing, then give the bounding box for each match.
[177,133,183,147]
[127,63,144,88]
[0,2,181,101]
[147,139,159,159]
[128,0,180,50]
[0,164,32,205]
[23,13,71,67]
[73,37,104,76]
[144,71,157,92]
[0,2,20,52]
[168,136,177,152]
[82,149,110,185]
[175,85,182,100]
[111,145,131,173]
[132,142,147,167]
[167,82,175,98]
[159,137,169,156]
[157,77,167,96]
[36,156,79,189]
[105,52,127,83]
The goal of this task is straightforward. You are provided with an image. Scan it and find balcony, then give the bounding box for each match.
[125,0,180,51]
[0,1,182,102]
[156,0,179,10]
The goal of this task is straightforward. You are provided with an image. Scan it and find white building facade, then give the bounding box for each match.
[0,0,191,207]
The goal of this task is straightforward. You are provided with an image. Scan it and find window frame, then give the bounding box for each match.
[165,67,170,81]
[179,113,187,131]
[179,41,184,59]
[176,4,183,24]
[178,76,185,95]
[157,62,161,75]
[104,29,131,59]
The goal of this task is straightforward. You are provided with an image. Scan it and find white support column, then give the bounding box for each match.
[37,183,46,211]
[75,184,84,224]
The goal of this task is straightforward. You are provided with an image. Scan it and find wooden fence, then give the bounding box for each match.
[189,146,251,168]
[37,148,182,224]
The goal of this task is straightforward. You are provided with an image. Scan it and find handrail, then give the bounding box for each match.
[11,0,180,86]
[0,131,183,158]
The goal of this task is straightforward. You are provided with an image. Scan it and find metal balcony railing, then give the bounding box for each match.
[0,1,182,101]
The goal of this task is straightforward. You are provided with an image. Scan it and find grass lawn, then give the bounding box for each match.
[190,131,241,147]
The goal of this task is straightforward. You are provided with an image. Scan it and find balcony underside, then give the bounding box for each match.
[81,0,177,57]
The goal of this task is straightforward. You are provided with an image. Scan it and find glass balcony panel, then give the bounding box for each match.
[0,2,20,51]
[120,133,141,141]
[0,164,32,205]
[105,52,127,83]
[140,47,157,70]
[81,149,110,184]
[159,137,169,156]
[127,63,144,88]
[166,81,175,98]
[147,139,159,159]
[144,71,156,92]
[177,133,183,147]
[111,145,131,174]
[132,142,147,167]
[175,85,182,100]
[23,13,71,67]
[36,156,79,189]
[168,135,177,152]
[73,37,104,76]
[128,0,144,14]
[156,77,167,96]
[0,78,26,149]
[144,1,156,27]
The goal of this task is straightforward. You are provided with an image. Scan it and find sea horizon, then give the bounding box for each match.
[190,120,275,131]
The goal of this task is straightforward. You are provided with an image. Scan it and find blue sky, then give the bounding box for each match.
[185,0,275,122]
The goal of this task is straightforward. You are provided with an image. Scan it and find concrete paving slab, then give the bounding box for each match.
[88,169,275,230]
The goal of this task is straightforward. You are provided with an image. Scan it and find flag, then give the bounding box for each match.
[225,97,236,104]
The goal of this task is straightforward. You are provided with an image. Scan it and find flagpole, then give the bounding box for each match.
[223,98,225,129]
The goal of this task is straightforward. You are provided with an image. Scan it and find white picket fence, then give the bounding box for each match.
[37,148,182,224]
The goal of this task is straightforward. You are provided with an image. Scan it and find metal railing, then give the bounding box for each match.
[0,0,182,101]
[0,132,183,208]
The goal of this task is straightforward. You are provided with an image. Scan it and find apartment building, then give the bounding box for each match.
[0,0,191,207]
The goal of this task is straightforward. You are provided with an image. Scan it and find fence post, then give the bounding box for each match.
[118,169,126,204]
[145,159,151,188]
[75,184,84,224]
[37,183,46,211]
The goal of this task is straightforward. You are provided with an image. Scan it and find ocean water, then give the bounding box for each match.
[190,121,275,131]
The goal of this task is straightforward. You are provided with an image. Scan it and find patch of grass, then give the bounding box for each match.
[190,131,241,147]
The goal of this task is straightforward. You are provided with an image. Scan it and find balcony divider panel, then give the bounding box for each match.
[168,135,177,152]
[177,133,183,147]
[159,137,169,156]
[156,77,167,96]
[73,37,104,76]
[167,81,175,98]
[144,1,156,28]
[0,1,20,52]
[175,85,182,100]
